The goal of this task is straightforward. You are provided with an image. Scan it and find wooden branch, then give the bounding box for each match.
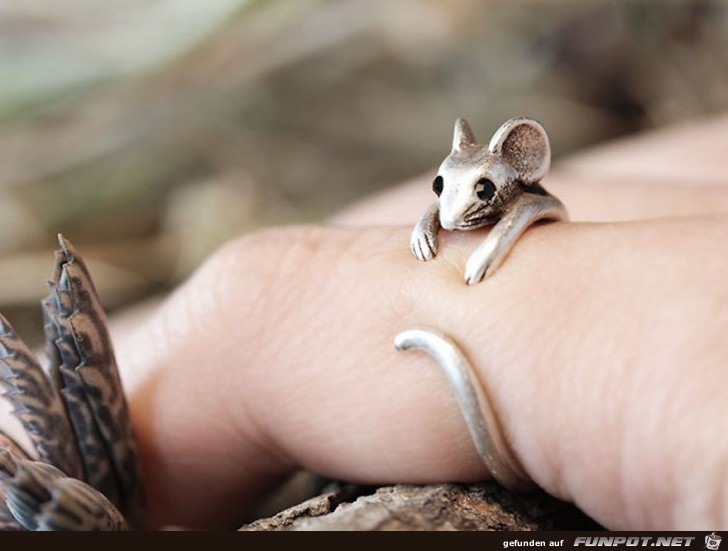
[241,482,603,531]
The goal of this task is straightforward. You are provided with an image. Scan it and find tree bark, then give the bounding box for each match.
[241,482,602,531]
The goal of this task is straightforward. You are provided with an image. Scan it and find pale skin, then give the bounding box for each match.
[18,117,728,530]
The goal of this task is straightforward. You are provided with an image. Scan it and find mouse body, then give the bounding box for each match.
[410,117,568,284]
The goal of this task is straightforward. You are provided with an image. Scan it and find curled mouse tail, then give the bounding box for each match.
[394,327,534,491]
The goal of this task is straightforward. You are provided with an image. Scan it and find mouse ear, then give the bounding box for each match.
[488,118,551,184]
[452,118,477,151]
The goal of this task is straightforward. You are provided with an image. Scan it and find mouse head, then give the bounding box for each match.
[433,117,551,230]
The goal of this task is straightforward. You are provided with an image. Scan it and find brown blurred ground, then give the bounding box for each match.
[1,0,727,344]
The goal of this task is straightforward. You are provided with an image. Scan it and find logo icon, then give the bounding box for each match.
[706,533,722,551]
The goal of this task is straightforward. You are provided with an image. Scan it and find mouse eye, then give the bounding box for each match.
[475,178,496,201]
[432,176,444,196]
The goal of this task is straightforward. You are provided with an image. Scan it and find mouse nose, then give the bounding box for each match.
[439,211,459,230]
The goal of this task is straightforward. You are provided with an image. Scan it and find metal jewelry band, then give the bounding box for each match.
[462,192,568,285]
[409,117,569,285]
[394,327,535,492]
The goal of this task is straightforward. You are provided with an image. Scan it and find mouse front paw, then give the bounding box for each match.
[464,259,487,285]
[410,228,438,261]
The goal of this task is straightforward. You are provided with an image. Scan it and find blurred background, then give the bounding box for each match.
[1,0,727,343]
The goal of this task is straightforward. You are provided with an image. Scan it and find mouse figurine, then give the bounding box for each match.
[410,117,568,284]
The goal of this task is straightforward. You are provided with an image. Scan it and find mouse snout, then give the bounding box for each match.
[439,210,462,230]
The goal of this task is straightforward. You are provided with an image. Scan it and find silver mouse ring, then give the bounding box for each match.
[410,117,568,284]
